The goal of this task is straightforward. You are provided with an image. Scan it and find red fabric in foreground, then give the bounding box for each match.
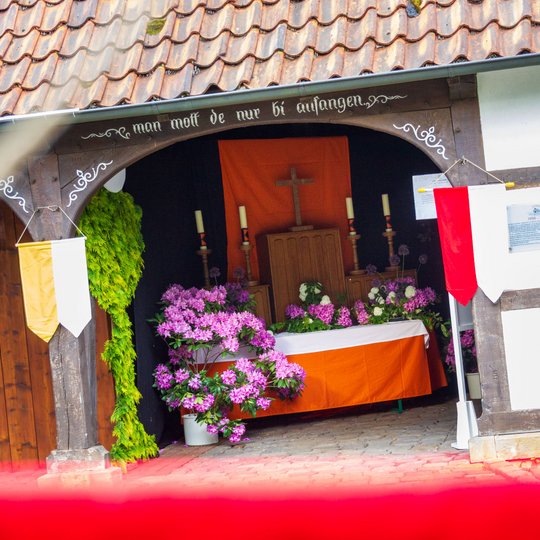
[1,485,539,539]
[433,186,478,305]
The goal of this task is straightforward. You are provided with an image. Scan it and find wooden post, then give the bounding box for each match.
[25,154,116,478]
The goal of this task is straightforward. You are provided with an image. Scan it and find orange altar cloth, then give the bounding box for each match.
[210,321,447,419]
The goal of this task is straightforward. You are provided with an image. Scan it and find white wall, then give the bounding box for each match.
[501,308,540,411]
[478,65,540,171]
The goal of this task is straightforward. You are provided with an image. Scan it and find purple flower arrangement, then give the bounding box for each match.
[444,329,477,373]
[153,283,306,444]
[353,277,444,331]
[273,299,354,334]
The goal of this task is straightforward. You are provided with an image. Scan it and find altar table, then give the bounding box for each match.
[210,320,447,419]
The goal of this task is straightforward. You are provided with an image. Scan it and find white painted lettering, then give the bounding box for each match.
[132,120,163,134]
[272,101,286,117]
[170,112,200,130]
[236,108,260,122]
[295,93,407,116]
[210,109,226,124]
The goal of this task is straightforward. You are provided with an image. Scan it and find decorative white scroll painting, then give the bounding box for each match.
[393,123,449,160]
[0,175,30,213]
[66,161,113,207]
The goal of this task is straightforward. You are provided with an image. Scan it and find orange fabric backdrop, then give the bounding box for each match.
[218,137,353,281]
[209,335,447,419]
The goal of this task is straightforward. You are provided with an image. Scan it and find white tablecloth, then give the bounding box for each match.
[274,320,429,356]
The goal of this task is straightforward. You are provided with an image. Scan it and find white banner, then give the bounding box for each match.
[468,184,508,303]
[51,237,92,338]
[469,185,540,302]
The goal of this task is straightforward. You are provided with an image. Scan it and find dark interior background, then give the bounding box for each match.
[123,123,447,445]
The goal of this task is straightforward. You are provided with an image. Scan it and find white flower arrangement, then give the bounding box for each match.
[298,281,324,305]
[404,285,416,299]
[299,283,308,301]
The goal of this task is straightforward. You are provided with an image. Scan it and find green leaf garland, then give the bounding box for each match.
[80,189,159,463]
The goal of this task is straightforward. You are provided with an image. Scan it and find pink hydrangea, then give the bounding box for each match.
[307,303,334,325]
[336,306,353,328]
[154,282,306,445]
[354,300,370,325]
[285,304,306,319]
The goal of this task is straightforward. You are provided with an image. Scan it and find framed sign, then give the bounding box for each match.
[507,204,540,253]
[412,173,451,220]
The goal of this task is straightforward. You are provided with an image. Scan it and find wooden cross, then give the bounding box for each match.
[276,167,314,230]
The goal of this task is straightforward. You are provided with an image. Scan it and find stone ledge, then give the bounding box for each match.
[469,431,540,463]
[46,445,111,474]
[37,466,123,489]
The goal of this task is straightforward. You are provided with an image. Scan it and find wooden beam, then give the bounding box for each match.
[13,216,57,464]
[0,202,39,467]
[25,155,100,456]
[448,78,515,433]
[95,306,115,451]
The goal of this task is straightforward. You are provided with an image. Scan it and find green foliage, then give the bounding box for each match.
[146,18,166,35]
[270,316,331,334]
[80,189,158,463]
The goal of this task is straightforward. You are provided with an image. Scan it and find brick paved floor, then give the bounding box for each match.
[2,397,539,494]
[120,397,540,494]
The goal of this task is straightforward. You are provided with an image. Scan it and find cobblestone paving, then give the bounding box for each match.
[121,398,540,494]
[2,398,539,494]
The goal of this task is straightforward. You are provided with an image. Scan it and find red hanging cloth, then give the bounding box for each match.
[433,186,478,305]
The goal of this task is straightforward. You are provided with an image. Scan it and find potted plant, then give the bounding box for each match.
[153,282,306,445]
[444,329,480,399]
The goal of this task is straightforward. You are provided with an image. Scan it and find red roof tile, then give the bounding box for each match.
[0,0,538,116]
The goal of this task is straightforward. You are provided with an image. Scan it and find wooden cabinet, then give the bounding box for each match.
[346,269,417,305]
[248,284,272,324]
[261,228,347,322]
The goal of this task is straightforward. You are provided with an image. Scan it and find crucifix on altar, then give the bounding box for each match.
[276,167,315,231]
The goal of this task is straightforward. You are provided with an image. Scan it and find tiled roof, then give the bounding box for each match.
[0,0,539,116]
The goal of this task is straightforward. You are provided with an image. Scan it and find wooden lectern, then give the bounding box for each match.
[259,228,347,322]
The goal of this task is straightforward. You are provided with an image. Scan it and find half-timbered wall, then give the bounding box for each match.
[0,201,114,469]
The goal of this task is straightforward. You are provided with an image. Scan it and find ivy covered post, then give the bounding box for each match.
[80,189,159,464]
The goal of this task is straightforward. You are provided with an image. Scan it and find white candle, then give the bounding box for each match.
[345,197,354,220]
[194,210,204,234]
[382,194,391,216]
[238,205,248,229]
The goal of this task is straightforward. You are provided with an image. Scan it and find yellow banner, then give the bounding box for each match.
[17,241,59,342]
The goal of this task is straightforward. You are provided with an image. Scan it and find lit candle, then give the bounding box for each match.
[194,210,204,234]
[345,197,354,220]
[238,205,248,229]
[382,194,391,216]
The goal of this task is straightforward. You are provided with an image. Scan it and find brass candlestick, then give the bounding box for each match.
[383,215,399,271]
[347,233,365,275]
[240,242,259,286]
[197,247,212,288]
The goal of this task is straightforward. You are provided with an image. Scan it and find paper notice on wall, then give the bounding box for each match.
[507,204,540,253]
[412,174,452,220]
